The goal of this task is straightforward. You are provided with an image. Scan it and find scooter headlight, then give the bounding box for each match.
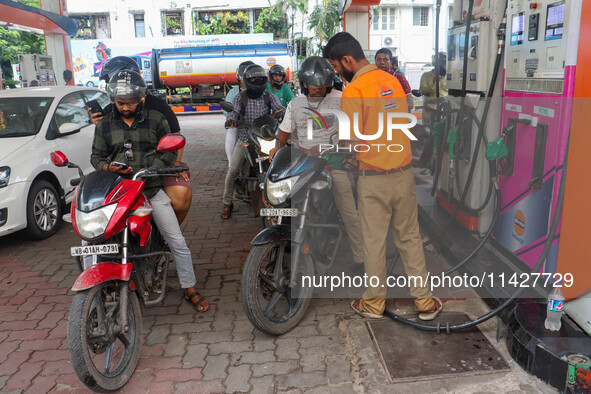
[75,204,117,239]
[266,176,298,206]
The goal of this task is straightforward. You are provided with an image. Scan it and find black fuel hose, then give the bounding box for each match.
[385,137,569,332]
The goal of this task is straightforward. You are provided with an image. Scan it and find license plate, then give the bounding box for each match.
[71,244,119,256]
[260,208,298,217]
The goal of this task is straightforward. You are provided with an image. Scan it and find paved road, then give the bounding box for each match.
[0,114,556,393]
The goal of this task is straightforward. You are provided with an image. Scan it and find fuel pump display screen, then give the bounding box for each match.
[545,1,565,40]
[448,35,457,61]
[459,33,465,59]
[511,12,525,45]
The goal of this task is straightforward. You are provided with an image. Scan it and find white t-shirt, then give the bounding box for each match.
[279,89,342,150]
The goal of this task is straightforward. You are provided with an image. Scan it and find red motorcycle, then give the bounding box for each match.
[51,134,187,392]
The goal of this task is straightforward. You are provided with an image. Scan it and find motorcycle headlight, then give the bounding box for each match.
[75,204,117,239]
[266,176,298,206]
[0,166,10,188]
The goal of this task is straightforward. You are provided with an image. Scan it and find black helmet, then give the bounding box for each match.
[269,64,286,87]
[107,70,147,103]
[236,60,255,82]
[99,56,140,82]
[243,64,268,99]
[298,56,335,96]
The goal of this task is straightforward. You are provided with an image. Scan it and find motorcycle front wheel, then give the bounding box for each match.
[241,240,313,336]
[67,281,142,392]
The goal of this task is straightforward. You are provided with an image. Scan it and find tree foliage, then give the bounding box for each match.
[0,0,45,86]
[308,0,341,47]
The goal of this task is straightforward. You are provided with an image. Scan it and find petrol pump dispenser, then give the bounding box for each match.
[494,0,581,275]
[436,0,506,235]
[17,54,56,87]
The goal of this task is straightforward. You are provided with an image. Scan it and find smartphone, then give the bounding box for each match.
[112,161,129,170]
[86,99,105,116]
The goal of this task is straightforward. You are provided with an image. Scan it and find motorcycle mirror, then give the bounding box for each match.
[412,89,423,97]
[220,101,234,112]
[157,134,186,152]
[51,151,69,167]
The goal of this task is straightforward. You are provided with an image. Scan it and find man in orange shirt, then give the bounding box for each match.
[324,32,442,320]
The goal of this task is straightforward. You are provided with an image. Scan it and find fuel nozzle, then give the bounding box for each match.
[433,122,444,149]
[486,136,508,161]
[447,126,458,159]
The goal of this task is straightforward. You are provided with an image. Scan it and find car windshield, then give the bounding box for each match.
[0,97,53,138]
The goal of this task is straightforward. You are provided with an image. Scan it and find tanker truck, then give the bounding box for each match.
[151,43,294,113]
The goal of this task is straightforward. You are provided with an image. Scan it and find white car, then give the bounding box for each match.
[77,76,100,87]
[0,86,110,239]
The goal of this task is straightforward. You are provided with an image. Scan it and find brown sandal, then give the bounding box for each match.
[220,203,233,219]
[184,290,210,312]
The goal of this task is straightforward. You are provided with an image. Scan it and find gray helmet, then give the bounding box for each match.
[243,64,268,99]
[298,56,335,96]
[107,70,146,103]
[236,60,255,82]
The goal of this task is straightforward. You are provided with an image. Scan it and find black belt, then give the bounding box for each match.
[359,163,412,176]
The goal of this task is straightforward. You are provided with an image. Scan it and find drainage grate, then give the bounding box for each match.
[367,312,510,383]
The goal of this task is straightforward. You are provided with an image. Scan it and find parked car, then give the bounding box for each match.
[0,86,110,239]
[77,76,100,87]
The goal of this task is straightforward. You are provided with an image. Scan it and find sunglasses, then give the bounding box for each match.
[124,140,134,161]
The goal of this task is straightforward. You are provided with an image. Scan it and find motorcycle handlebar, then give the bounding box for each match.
[133,166,189,180]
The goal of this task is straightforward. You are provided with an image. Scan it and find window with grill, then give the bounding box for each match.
[72,14,111,39]
[413,7,429,26]
[372,7,395,31]
[163,11,184,36]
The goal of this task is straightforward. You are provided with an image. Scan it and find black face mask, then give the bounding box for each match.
[246,83,267,99]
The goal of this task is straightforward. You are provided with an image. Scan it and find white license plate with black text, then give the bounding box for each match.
[260,208,298,217]
[71,244,119,256]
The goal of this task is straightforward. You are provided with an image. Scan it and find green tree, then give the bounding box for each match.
[308,0,341,51]
[0,0,45,86]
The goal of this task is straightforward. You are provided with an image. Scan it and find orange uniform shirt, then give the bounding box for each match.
[341,64,411,171]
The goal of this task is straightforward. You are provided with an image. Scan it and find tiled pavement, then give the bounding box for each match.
[0,114,557,393]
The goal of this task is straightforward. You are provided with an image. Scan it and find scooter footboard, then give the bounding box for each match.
[71,262,133,291]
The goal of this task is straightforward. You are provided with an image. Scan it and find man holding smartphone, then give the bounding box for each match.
[89,56,192,224]
[91,70,210,313]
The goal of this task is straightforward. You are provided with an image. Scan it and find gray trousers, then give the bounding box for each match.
[151,190,197,289]
[223,140,246,206]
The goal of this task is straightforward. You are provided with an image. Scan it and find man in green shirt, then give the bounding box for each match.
[91,70,210,313]
[266,64,295,107]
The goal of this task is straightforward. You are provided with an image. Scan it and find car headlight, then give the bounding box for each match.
[75,204,117,239]
[0,167,10,188]
[266,176,298,206]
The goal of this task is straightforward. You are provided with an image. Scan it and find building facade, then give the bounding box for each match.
[369,0,452,68]
[64,0,280,41]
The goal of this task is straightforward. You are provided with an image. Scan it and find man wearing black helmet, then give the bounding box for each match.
[221,64,284,219]
[269,56,364,267]
[224,60,255,165]
[266,64,294,107]
[91,70,210,313]
[89,56,192,225]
